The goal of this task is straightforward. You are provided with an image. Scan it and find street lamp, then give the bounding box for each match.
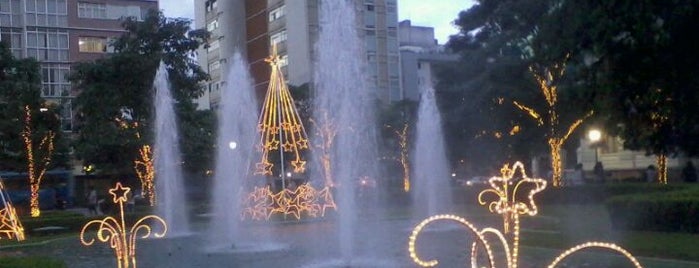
[588,129,601,163]
[228,141,238,150]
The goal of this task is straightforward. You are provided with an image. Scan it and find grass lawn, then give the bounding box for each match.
[522,204,699,262]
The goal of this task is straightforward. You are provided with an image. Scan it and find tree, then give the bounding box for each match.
[0,42,67,216]
[533,0,699,183]
[70,10,210,179]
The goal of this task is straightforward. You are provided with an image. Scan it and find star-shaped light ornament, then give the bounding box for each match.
[478,161,546,233]
[255,161,273,176]
[291,159,307,173]
[109,182,131,204]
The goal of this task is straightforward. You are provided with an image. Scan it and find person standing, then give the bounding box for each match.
[593,161,605,183]
[86,186,98,215]
[682,161,697,183]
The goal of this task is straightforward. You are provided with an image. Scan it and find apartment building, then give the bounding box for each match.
[194,0,400,110]
[398,20,457,101]
[0,0,158,130]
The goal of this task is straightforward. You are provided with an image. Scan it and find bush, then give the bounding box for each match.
[0,257,66,268]
[606,186,699,233]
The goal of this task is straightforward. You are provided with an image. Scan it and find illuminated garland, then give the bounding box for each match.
[0,179,25,241]
[21,105,55,217]
[80,182,167,268]
[408,161,644,268]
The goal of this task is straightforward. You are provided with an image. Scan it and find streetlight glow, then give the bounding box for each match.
[228,141,238,150]
[588,129,601,143]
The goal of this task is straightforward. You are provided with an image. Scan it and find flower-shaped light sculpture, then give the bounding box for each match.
[80,182,167,268]
[408,161,644,268]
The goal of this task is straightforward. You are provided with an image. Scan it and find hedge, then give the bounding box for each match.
[0,257,66,268]
[606,186,699,233]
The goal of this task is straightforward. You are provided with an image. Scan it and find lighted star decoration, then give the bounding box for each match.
[81,182,167,268]
[408,161,643,268]
[0,179,25,241]
[241,184,337,221]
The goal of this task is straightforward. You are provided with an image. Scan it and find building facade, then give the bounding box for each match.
[0,0,158,130]
[398,20,457,101]
[194,0,400,109]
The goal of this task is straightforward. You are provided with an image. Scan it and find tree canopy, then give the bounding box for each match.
[438,0,699,175]
[0,42,67,172]
[70,10,212,175]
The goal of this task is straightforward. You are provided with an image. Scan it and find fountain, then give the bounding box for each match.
[307,0,396,266]
[207,51,287,254]
[153,62,190,235]
[412,86,453,218]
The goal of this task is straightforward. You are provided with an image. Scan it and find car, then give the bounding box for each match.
[461,176,490,187]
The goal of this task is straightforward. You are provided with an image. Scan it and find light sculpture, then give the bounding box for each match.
[408,161,643,268]
[243,46,336,220]
[22,105,55,217]
[513,60,592,187]
[656,154,668,184]
[396,123,410,192]
[80,182,167,268]
[0,179,25,241]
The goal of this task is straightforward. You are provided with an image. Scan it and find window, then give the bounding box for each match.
[41,64,70,97]
[388,27,397,37]
[208,60,220,74]
[366,4,374,11]
[78,2,106,19]
[26,0,67,26]
[26,28,69,61]
[207,19,219,32]
[366,29,375,36]
[386,2,396,13]
[270,30,287,46]
[78,37,107,52]
[205,0,217,13]
[279,54,288,67]
[207,39,220,52]
[268,5,285,22]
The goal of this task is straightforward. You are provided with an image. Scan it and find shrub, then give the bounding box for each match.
[0,257,66,268]
[606,186,699,233]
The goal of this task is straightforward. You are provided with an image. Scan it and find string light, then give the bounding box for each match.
[309,111,336,187]
[408,161,643,268]
[254,45,310,178]
[396,123,410,192]
[80,182,167,268]
[548,242,643,268]
[21,106,55,217]
[0,179,25,241]
[134,145,155,206]
[657,154,667,184]
[513,60,593,187]
[241,184,337,221]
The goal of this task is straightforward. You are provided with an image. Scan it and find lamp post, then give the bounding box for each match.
[588,129,601,163]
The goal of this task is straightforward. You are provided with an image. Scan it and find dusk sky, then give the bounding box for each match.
[158,0,475,45]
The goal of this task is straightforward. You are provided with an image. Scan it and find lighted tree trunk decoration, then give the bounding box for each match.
[134,145,155,205]
[656,154,667,184]
[396,123,410,192]
[514,61,592,187]
[310,111,336,187]
[117,116,156,206]
[21,106,55,217]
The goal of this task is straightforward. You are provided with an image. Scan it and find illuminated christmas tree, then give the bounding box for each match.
[243,46,336,220]
[0,179,24,241]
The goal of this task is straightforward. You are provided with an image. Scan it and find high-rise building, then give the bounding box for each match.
[194,0,400,110]
[398,20,457,101]
[0,0,158,130]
